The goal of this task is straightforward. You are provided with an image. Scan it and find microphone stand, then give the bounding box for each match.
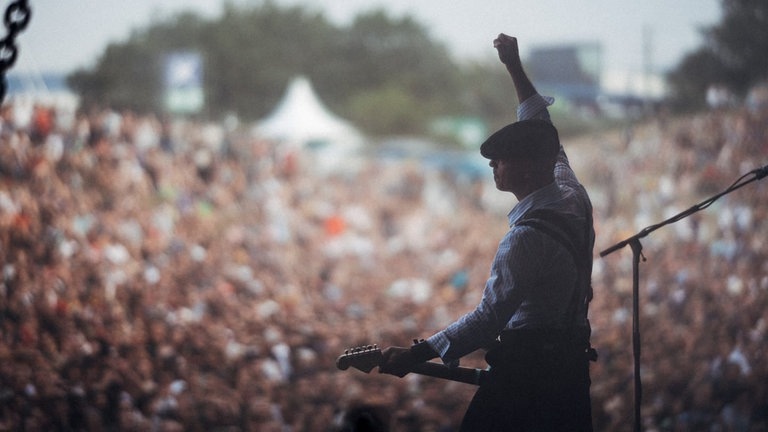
[599,165,767,432]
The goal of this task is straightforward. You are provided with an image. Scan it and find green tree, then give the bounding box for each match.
[69,12,209,113]
[66,2,467,137]
[459,61,517,130]
[332,10,464,134]
[201,2,342,120]
[710,0,768,93]
[667,0,768,110]
[667,48,730,110]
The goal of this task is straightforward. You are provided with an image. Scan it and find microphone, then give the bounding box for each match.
[755,164,768,180]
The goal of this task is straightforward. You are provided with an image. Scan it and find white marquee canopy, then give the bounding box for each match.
[253,76,363,152]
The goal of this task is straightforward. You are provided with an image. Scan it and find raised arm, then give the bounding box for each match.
[495,34,581,187]
[494,33,536,104]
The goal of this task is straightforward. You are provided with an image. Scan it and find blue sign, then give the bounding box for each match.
[164,52,204,114]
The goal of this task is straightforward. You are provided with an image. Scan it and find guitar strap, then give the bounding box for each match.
[517,208,593,330]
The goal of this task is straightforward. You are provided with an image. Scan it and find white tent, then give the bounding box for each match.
[253,76,364,172]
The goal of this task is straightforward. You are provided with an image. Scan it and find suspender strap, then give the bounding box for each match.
[517,209,593,322]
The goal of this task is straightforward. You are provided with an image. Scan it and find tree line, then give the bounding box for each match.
[666,0,768,110]
[67,2,510,138]
[67,0,767,136]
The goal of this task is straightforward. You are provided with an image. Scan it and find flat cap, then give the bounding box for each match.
[480,119,560,160]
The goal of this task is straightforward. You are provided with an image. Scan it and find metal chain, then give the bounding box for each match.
[0,0,31,102]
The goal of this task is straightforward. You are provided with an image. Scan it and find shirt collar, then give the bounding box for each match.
[507,181,561,227]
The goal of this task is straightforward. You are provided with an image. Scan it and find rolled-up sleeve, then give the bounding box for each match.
[517,94,554,121]
[426,228,544,366]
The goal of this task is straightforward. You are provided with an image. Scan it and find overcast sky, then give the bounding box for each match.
[15,0,720,77]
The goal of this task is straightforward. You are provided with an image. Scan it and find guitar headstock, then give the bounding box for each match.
[336,344,383,373]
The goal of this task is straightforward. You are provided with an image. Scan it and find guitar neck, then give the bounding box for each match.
[336,344,487,386]
[410,362,487,386]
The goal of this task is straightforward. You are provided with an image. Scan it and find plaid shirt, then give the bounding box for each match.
[427,94,595,365]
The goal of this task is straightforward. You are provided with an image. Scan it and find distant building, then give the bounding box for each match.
[527,43,666,118]
[528,43,603,110]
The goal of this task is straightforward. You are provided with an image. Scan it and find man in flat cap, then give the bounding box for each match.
[380,33,596,431]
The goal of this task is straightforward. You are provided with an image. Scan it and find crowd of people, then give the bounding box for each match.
[0,98,766,431]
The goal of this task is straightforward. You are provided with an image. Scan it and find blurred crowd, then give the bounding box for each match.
[0,99,766,431]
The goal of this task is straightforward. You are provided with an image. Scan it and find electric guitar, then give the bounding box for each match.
[336,344,487,386]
